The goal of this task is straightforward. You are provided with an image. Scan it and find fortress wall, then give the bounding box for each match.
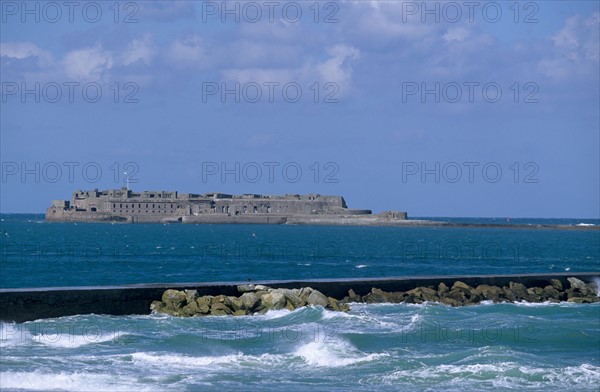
[1,273,598,323]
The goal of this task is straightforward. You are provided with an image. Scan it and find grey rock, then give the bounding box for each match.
[237,284,256,293]
[239,292,260,311]
[162,289,187,311]
[307,290,329,307]
[452,281,472,292]
[281,289,305,308]
[299,287,314,302]
[567,277,594,295]
[184,289,198,303]
[549,279,563,291]
[438,282,449,295]
[347,289,362,302]
[261,291,287,310]
[210,302,233,315]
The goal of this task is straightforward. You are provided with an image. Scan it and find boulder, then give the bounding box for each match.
[237,284,256,293]
[438,282,449,295]
[150,300,167,313]
[161,289,187,311]
[347,289,362,302]
[368,288,390,303]
[261,290,287,310]
[239,292,260,311]
[473,285,503,301]
[213,295,233,307]
[403,294,423,304]
[446,289,466,303]
[210,302,233,316]
[419,287,438,302]
[452,281,472,292]
[181,300,201,316]
[229,297,244,311]
[281,289,305,308]
[299,287,314,302]
[567,277,594,296]
[549,279,563,291]
[307,290,329,307]
[184,289,198,303]
[542,285,561,301]
[507,282,528,301]
[439,297,460,307]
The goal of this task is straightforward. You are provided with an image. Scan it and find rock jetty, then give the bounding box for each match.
[150,284,349,317]
[351,277,599,306]
[150,277,599,317]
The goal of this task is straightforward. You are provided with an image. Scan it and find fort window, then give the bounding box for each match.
[146,204,148,208]
[243,206,247,213]
[267,206,271,213]
[120,204,122,208]
[91,207,97,212]
[253,206,257,213]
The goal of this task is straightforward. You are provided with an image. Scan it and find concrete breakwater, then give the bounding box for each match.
[151,277,599,317]
[1,273,599,323]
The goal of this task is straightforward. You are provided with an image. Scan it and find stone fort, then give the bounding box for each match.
[46,188,406,224]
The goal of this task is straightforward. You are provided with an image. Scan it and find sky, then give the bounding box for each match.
[1,0,599,217]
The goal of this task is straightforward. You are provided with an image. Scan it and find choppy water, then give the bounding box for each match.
[1,215,599,391]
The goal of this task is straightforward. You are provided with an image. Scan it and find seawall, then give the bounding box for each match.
[1,273,599,323]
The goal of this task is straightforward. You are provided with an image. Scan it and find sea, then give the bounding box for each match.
[1,214,599,391]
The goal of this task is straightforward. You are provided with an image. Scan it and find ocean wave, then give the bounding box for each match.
[0,371,157,391]
[35,332,124,348]
[130,351,287,369]
[293,338,388,367]
[374,363,600,389]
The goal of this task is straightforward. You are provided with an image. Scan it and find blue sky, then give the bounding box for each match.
[1,0,599,217]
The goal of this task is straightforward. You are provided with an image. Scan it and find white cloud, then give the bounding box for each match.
[0,42,52,64]
[167,35,212,69]
[62,46,114,80]
[538,12,599,80]
[348,0,434,40]
[121,35,155,66]
[315,44,360,87]
[443,27,469,43]
[221,44,360,95]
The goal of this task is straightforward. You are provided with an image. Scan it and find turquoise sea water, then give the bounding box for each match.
[1,215,599,391]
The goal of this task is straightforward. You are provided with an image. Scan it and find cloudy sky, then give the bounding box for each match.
[1,0,598,217]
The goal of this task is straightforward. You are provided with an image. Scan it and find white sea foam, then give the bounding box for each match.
[130,351,286,369]
[294,338,388,367]
[355,264,368,269]
[377,363,600,388]
[576,223,596,226]
[36,332,122,348]
[592,277,600,296]
[0,371,158,391]
[513,301,576,307]
[258,308,294,320]
[0,323,30,347]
